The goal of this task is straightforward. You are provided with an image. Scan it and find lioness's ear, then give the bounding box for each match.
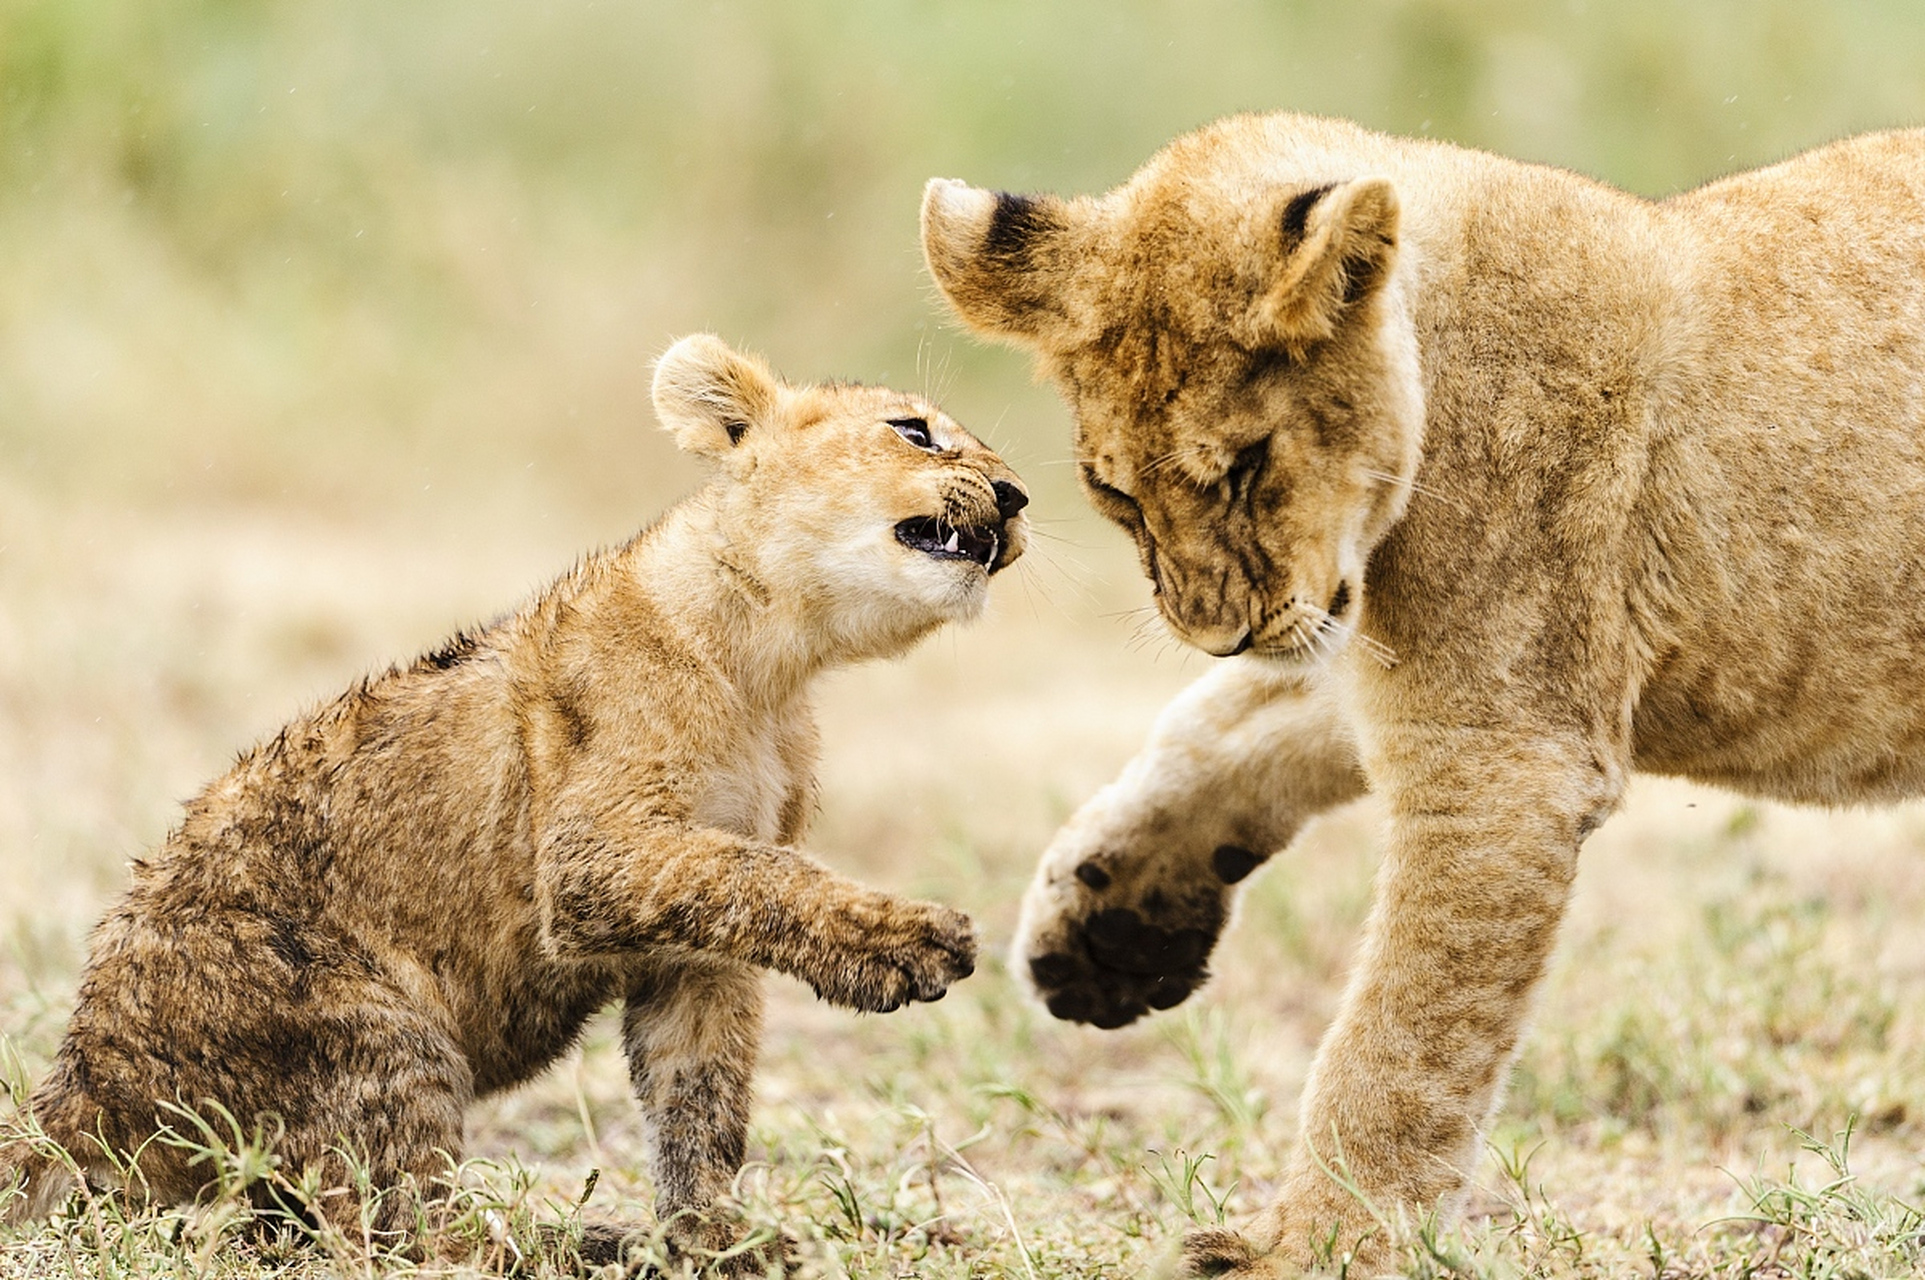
[651,334,782,458]
[1254,177,1400,348]
[921,178,1094,348]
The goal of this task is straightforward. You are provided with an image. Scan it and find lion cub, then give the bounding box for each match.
[1,335,1028,1265]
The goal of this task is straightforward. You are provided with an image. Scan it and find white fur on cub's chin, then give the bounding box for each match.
[801,523,991,659]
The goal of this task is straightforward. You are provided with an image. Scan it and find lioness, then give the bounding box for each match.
[922,115,1925,1275]
[0,335,1028,1269]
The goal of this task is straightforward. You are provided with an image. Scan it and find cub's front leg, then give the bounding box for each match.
[611,957,775,1274]
[535,808,977,1013]
[1018,661,1365,1028]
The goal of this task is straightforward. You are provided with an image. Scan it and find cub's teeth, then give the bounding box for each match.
[944,530,960,553]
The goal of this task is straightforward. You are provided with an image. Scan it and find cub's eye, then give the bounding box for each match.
[888,417,936,451]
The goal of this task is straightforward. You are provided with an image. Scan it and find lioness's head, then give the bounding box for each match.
[652,334,1028,656]
[920,122,1423,662]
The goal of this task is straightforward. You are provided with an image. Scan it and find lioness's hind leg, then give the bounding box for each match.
[1018,663,1364,1028]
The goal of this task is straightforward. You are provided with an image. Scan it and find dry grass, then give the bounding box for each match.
[4,468,1924,1278]
[6,1,1925,1274]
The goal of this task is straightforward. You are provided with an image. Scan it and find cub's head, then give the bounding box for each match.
[652,334,1028,657]
[920,123,1423,663]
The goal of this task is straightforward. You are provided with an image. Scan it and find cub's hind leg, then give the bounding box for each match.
[1018,661,1366,1028]
[615,958,771,1274]
[39,915,472,1246]
[260,1000,473,1249]
[1,1064,95,1223]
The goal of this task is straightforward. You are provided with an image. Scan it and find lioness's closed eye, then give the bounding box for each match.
[0,334,1027,1274]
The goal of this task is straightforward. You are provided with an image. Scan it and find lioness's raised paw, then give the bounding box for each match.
[809,897,977,1013]
[1016,798,1269,1027]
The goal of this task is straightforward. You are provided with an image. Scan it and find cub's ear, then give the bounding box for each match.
[1253,177,1400,348]
[651,334,783,458]
[921,178,1094,349]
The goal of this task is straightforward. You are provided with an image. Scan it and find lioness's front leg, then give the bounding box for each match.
[1182,726,1620,1277]
[1018,660,1365,1028]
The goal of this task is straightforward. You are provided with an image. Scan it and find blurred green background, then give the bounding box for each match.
[4,0,1923,536]
[4,13,1925,1271]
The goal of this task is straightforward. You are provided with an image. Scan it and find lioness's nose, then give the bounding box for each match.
[993,480,1029,519]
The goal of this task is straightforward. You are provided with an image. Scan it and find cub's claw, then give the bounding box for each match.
[812,899,977,1013]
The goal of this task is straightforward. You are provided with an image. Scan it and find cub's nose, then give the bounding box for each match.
[993,480,1030,519]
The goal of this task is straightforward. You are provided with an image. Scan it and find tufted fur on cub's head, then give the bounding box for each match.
[651,334,1029,664]
[920,120,1421,661]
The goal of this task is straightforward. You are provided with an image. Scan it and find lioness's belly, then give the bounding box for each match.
[1632,641,1925,805]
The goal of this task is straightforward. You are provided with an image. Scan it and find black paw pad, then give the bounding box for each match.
[1211,844,1266,884]
[1084,908,1210,976]
[1073,860,1112,890]
[1044,988,1097,1023]
[1030,951,1080,987]
[1034,955,1153,1028]
[1144,975,1194,1010]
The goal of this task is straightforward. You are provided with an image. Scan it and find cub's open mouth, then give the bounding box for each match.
[895,517,1000,569]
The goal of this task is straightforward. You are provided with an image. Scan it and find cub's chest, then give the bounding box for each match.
[688,712,808,843]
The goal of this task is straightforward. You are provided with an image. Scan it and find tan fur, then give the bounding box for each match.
[923,115,1925,1275]
[0,335,1028,1270]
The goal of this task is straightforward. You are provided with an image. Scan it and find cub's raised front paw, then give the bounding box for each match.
[1018,829,1269,1028]
[811,898,977,1013]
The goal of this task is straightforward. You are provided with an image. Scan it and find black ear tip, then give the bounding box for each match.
[1281,183,1337,244]
[984,191,1060,264]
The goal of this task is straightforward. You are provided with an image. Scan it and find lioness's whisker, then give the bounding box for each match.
[1299,602,1400,668]
[1139,446,1216,479]
[1360,467,1469,514]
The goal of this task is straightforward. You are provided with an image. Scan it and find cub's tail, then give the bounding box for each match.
[1,1077,85,1225]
